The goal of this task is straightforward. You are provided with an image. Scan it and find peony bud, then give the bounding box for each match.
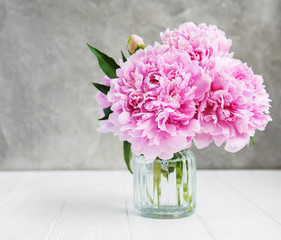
[127,34,145,55]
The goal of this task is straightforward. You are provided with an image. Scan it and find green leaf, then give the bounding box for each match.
[87,43,119,79]
[103,106,112,116]
[92,82,110,95]
[98,107,113,121]
[121,51,127,62]
[250,136,255,145]
[123,141,133,174]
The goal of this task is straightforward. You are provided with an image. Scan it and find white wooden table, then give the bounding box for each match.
[0,171,280,240]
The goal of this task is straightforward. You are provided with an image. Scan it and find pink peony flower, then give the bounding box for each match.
[107,43,211,160]
[160,22,232,68]
[93,22,272,160]
[96,76,113,132]
[193,57,272,152]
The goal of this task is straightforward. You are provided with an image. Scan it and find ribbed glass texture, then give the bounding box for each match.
[133,149,196,218]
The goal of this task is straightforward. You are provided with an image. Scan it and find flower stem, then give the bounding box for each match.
[153,161,161,207]
[176,160,183,206]
[183,155,189,204]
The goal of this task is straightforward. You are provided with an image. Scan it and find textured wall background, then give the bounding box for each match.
[0,0,280,170]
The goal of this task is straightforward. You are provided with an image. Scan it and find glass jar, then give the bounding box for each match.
[133,149,196,218]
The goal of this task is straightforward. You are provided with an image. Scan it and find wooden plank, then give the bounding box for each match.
[46,171,131,240]
[0,171,280,240]
[125,173,215,240]
[196,171,281,240]
[215,170,281,225]
[0,171,80,240]
[0,172,33,207]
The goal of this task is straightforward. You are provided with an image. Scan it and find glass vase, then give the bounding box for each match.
[133,149,196,218]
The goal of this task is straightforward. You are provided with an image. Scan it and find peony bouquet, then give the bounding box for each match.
[88,22,271,173]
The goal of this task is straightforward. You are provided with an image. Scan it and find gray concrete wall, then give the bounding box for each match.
[0,0,280,170]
